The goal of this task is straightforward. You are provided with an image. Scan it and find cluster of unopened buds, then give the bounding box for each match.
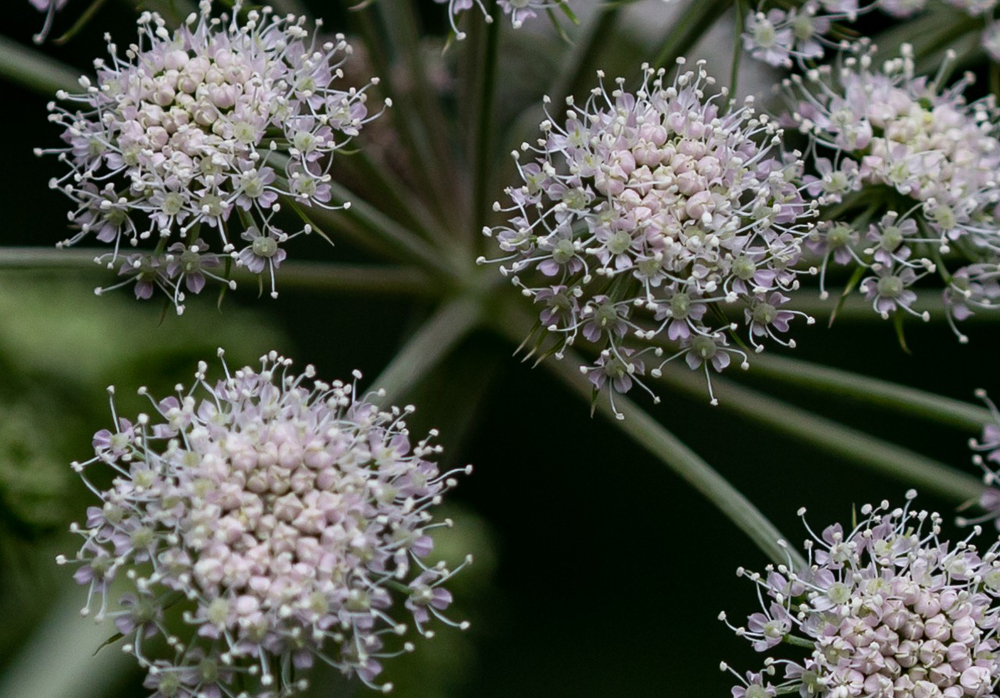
[60,351,471,697]
[781,44,1000,338]
[484,60,817,414]
[722,492,1000,698]
[39,1,386,312]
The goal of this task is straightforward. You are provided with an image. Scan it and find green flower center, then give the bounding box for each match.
[252,236,278,258]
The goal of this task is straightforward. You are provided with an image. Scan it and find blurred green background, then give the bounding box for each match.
[0,1,996,696]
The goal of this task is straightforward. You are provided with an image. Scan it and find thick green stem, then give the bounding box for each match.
[0,35,79,95]
[492,300,805,569]
[656,365,984,504]
[0,247,437,297]
[368,298,483,405]
[747,354,990,431]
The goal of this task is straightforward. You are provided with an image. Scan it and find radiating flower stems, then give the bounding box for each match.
[0,35,78,95]
[0,247,438,297]
[655,364,985,504]
[318,179,460,278]
[368,297,483,405]
[375,0,463,238]
[492,300,805,569]
[747,354,991,431]
[652,0,736,70]
[350,6,456,230]
[332,150,443,244]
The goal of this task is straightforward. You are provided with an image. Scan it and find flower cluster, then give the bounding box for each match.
[742,0,876,68]
[60,351,470,697]
[785,45,1000,335]
[40,1,385,312]
[722,492,1000,698]
[484,61,816,414]
[433,0,568,39]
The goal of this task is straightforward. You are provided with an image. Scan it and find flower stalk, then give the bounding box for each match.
[493,299,805,569]
[655,363,985,503]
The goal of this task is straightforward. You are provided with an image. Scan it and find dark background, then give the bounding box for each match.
[0,1,995,696]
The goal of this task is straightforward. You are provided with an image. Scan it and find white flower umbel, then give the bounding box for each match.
[787,44,1000,335]
[483,61,817,415]
[723,492,1000,698]
[60,350,471,697]
[39,1,386,312]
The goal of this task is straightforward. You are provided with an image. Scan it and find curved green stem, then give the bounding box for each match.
[747,354,990,431]
[656,364,984,504]
[53,0,111,45]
